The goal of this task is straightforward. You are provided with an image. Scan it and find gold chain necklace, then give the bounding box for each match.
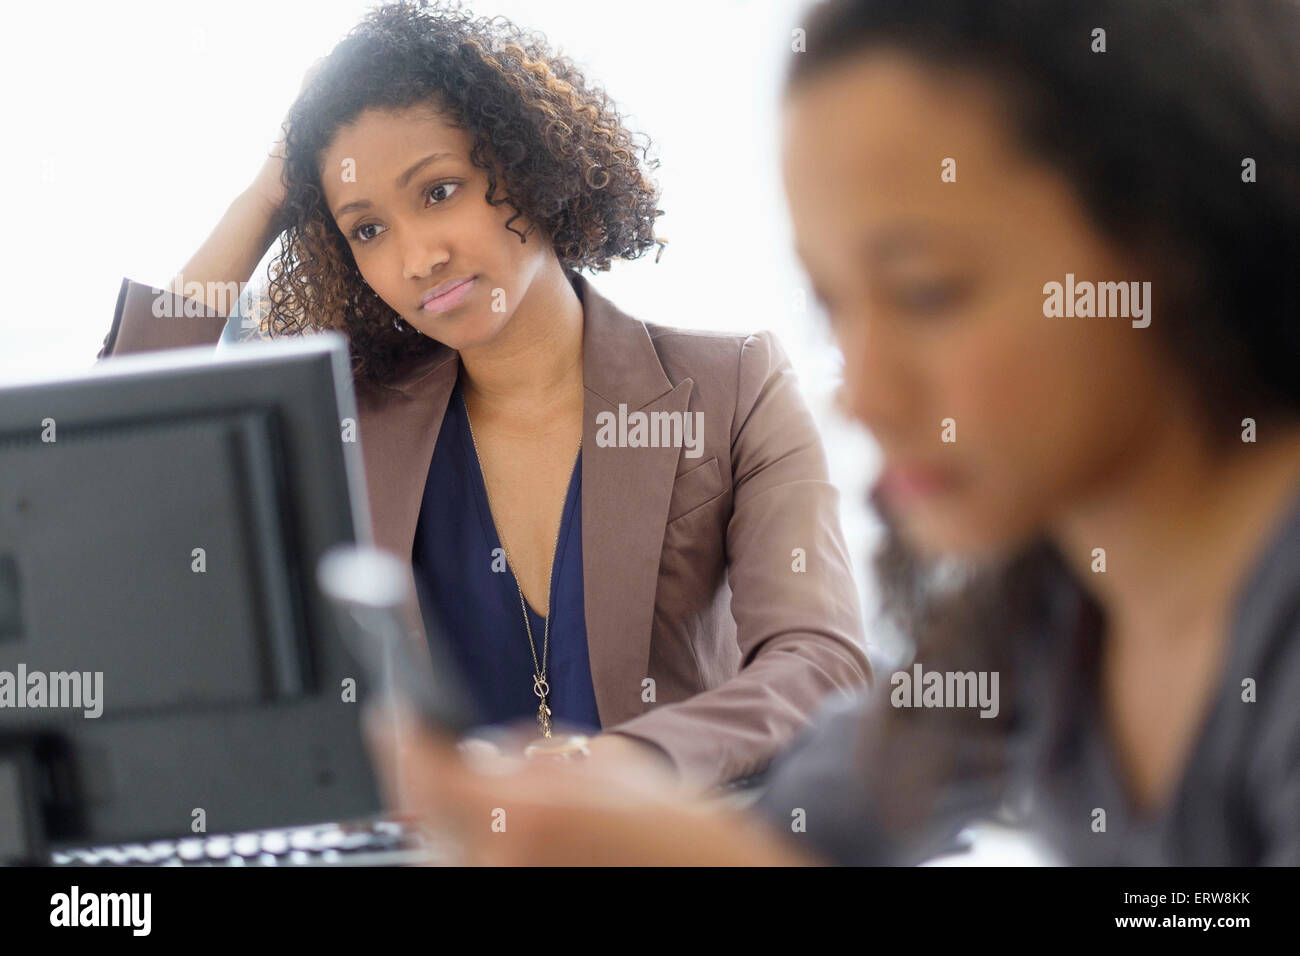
[462,392,580,738]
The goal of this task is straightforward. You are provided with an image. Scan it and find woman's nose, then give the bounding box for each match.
[834,314,917,443]
[402,226,451,281]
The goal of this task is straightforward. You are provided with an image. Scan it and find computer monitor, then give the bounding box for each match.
[0,333,381,863]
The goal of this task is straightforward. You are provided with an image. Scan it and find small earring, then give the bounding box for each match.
[393,317,408,332]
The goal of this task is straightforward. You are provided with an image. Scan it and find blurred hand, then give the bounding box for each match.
[584,731,678,779]
[362,702,819,866]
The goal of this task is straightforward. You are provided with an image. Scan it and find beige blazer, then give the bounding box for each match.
[97,272,871,788]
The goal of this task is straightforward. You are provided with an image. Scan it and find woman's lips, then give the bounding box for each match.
[420,276,476,315]
[874,462,960,506]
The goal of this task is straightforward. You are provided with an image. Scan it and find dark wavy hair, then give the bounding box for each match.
[785,0,1300,845]
[260,0,663,389]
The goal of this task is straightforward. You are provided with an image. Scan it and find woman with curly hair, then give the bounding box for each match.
[97,1,870,786]
[361,0,1300,865]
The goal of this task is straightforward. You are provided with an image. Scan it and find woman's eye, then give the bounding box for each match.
[426,181,459,205]
[348,182,459,244]
[350,222,385,243]
[896,278,970,314]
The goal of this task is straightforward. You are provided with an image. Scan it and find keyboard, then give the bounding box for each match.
[48,817,446,867]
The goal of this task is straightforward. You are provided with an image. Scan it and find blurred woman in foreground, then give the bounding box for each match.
[366,0,1300,865]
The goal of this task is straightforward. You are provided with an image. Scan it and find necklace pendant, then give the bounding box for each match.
[537,700,553,738]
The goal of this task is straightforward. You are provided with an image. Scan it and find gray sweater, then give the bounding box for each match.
[754,487,1300,865]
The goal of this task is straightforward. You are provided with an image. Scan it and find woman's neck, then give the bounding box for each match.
[1054,412,1300,645]
[458,266,584,419]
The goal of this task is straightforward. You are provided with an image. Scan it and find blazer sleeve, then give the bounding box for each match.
[609,331,873,787]
[95,278,238,361]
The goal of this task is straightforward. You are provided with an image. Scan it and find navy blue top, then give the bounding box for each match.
[410,377,601,732]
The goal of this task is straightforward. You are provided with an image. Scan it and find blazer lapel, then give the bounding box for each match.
[357,275,689,729]
[363,347,459,560]
[578,277,693,727]
[354,344,458,665]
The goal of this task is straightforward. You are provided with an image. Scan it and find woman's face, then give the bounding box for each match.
[781,52,1183,560]
[319,102,553,352]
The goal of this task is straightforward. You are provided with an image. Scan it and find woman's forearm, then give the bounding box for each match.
[166,185,284,315]
[166,59,321,316]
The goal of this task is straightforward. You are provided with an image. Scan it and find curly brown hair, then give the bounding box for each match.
[259,0,664,390]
